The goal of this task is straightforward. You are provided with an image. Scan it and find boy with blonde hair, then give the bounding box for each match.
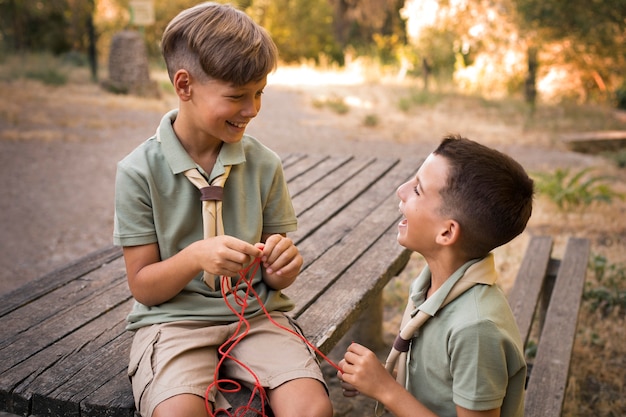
[114,3,332,417]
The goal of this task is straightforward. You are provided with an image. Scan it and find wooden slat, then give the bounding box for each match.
[290,156,376,217]
[0,257,128,370]
[0,245,122,317]
[524,237,590,417]
[0,298,133,415]
[507,235,553,345]
[287,186,407,314]
[282,154,328,185]
[286,155,352,198]
[297,227,411,354]
[292,158,410,263]
[80,368,135,417]
[30,332,133,417]
[287,158,414,300]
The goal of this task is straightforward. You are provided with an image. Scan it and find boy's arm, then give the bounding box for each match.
[124,236,262,306]
[339,343,501,417]
[259,233,303,290]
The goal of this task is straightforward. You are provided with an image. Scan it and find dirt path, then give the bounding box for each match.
[0,78,602,295]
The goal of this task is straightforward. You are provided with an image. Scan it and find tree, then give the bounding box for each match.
[0,0,96,55]
[247,0,341,63]
[515,0,626,102]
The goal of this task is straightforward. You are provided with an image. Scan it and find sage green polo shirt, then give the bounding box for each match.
[405,255,526,417]
[114,110,297,329]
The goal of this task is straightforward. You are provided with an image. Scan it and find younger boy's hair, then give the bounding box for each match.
[161,2,278,85]
[434,134,534,258]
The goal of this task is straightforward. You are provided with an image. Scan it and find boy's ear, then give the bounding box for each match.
[173,69,192,100]
[436,219,460,246]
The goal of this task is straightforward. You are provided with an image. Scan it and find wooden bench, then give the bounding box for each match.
[0,154,416,417]
[0,153,590,417]
[507,235,590,417]
[561,130,626,154]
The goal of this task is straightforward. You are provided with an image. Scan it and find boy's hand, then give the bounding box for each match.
[196,235,262,277]
[259,234,303,289]
[338,343,397,400]
[336,367,360,397]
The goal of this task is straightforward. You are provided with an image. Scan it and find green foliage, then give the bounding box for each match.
[363,114,379,127]
[585,254,626,316]
[532,167,624,210]
[524,339,537,359]
[0,0,95,54]
[246,0,341,64]
[24,68,68,86]
[397,89,445,112]
[411,26,457,82]
[0,53,82,85]
[312,96,350,115]
[601,149,626,169]
[514,0,626,103]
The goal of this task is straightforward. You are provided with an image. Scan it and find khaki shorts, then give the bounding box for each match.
[127,312,326,417]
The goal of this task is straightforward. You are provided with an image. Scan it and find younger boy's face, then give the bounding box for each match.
[396,153,450,253]
[187,76,267,144]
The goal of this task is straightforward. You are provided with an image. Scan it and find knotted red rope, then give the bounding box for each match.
[206,255,342,417]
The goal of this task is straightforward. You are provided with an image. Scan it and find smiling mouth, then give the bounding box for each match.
[227,120,247,128]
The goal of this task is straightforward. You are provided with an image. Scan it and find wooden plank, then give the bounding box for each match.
[290,156,376,217]
[1,299,133,415]
[293,158,396,252]
[0,245,122,317]
[297,226,411,354]
[279,152,307,169]
[282,153,329,186]
[30,332,133,417]
[287,159,415,309]
[0,257,128,371]
[287,187,406,314]
[80,367,135,417]
[561,130,626,153]
[292,157,410,264]
[507,235,553,345]
[524,237,590,417]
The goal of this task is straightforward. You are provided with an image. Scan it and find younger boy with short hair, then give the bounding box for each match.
[114,3,332,417]
[338,135,533,417]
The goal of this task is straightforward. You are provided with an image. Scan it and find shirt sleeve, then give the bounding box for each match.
[449,319,519,411]
[261,161,297,235]
[113,159,158,247]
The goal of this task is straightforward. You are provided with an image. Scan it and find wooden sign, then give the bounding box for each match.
[130,0,155,26]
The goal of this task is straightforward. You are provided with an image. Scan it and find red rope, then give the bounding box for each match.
[205,256,342,416]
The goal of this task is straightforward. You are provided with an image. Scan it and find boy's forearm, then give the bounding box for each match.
[125,243,204,306]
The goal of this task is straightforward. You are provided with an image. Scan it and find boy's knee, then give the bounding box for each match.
[270,378,332,417]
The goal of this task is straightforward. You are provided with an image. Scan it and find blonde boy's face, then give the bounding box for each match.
[185,75,267,144]
[396,153,450,253]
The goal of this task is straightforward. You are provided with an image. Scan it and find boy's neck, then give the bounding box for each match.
[425,252,471,294]
[173,116,223,174]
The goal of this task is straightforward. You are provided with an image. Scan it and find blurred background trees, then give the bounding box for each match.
[0,0,624,107]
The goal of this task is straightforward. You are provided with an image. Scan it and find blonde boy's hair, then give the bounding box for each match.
[161,2,278,85]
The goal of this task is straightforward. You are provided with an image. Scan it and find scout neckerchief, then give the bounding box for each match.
[375,254,498,416]
[156,128,232,291]
[183,165,232,290]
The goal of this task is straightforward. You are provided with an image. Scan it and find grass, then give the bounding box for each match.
[532,167,624,210]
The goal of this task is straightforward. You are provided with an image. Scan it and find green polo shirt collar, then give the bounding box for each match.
[157,109,246,178]
[410,254,497,318]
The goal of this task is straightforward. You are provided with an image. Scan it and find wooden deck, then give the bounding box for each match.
[0,153,416,417]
